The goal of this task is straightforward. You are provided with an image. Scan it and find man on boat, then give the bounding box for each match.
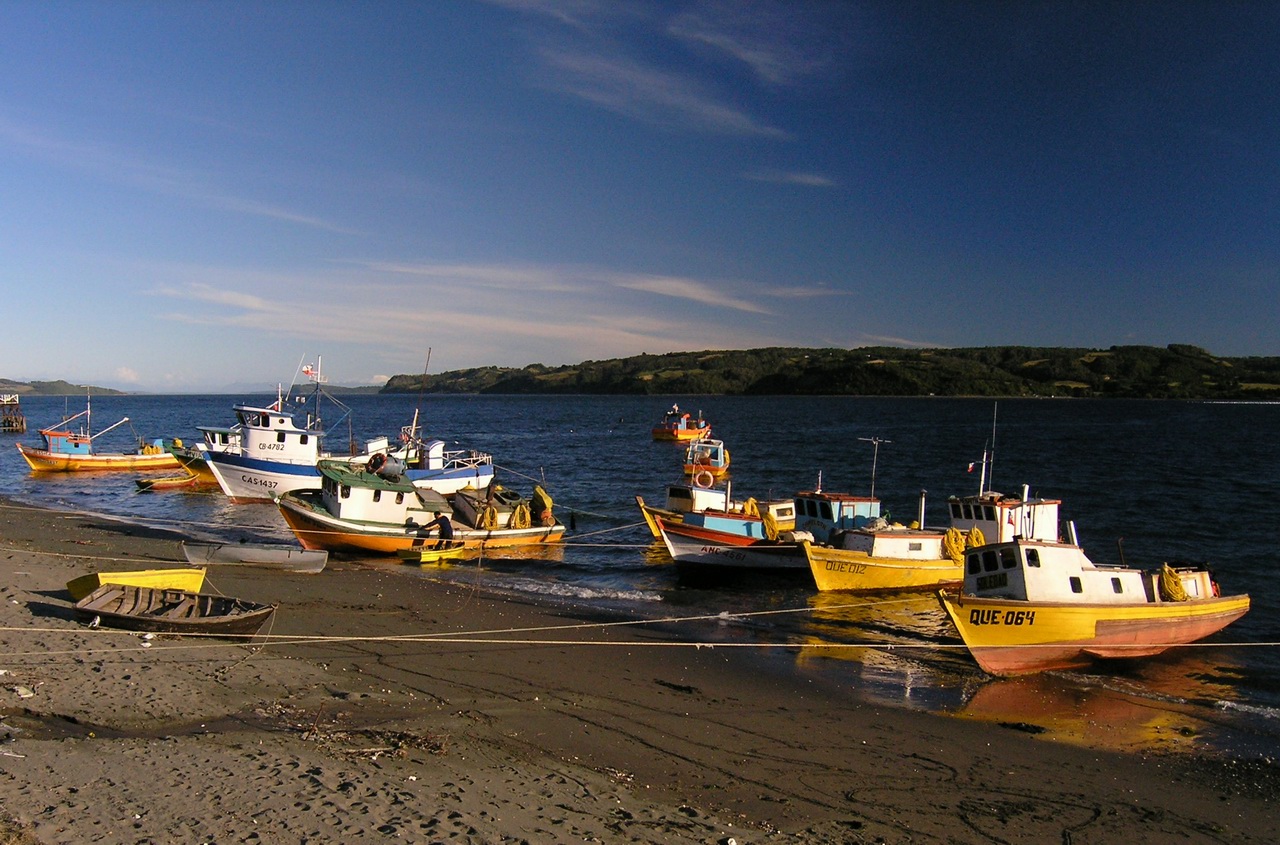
[423,511,454,549]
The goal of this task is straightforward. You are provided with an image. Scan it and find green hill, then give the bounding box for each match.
[0,379,122,396]
[381,345,1280,399]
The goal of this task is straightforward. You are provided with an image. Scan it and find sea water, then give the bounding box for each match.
[2,393,1277,758]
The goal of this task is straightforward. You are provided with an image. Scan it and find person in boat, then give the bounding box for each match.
[422,511,454,549]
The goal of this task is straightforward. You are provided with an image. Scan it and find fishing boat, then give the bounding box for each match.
[180,540,328,573]
[635,481,795,538]
[16,395,180,473]
[937,532,1251,677]
[801,487,1064,592]
[0,393,25,433]
[203,363,493,502]
[654,513,813,571]
[274,460,565,555]
[73,584,278,639]
[66,568,207,601]
[682,437,730,483]
[651,404,711,441]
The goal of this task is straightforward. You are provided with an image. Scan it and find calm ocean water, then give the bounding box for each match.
[4,393,1278,759]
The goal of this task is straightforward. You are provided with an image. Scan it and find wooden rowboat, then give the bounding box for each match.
[66,568,207,601]
[74,584,277,639]
[396,542,468,564]
[181,540,328,573]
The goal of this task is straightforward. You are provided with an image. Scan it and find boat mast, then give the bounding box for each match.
[858,436,890,499]
[976,402,998,495]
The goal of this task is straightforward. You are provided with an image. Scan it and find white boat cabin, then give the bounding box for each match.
[232,403,324,466]
[794,491,882,540]
[317,460,450,526]
[196,424,241,454]
[964,539,1216,604]
[947,489,1064,545]
[829,522,950,560]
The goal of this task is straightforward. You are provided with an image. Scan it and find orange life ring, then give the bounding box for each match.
[693,470,714,489]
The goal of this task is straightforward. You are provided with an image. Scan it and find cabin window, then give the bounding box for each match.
[1111,577,1124,593]
[982,550,998,572]
[1026,549,1040,567]
[819,502,833,521]
[1000,548,1017,569]
[372,490,381,503]
[395,492,404,505]
[778,507,794,519]
[1069,577,1082,593]
[300,434,309,445]
[276,432,286,443]
[967,553,981,574]
[341,485,351,499]
[950,502,962,519]
[984,506,996,521]
[962,504,974,519]
[909,542,922,551]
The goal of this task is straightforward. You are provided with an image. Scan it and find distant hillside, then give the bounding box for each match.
[381,345,1280,400]
[0,379,123,396]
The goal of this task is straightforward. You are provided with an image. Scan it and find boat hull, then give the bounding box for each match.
[203,450,319,503]
[17,443,180,473]
[73,585,277,639]
[181,541,328,573]
[937,592,1252,676]
[66,568,207,602]
[656,518,808,571]
[276,491,566,555]
[805,542,963,592]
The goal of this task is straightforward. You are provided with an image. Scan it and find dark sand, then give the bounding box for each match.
[0,497,1275,843]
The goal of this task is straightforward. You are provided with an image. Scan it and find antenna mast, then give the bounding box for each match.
[858,436,891,499]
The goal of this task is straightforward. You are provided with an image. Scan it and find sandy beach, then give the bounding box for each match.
[0,496,1275,844]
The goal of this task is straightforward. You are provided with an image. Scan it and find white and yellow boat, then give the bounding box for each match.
[938,535,1250,677]
[275,460,565,555]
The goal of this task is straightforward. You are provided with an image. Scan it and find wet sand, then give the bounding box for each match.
[0,497,1275,843]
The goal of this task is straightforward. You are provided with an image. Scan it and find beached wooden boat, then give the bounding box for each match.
[274,460,566,555]
[651,404,712,441]
[181,540,328,573]
[938,536,1251,677]
[396,542,468,564]
[136,469,207,491]
[16,395,179,472]
[74,584,278,639]
[66,568,207,601]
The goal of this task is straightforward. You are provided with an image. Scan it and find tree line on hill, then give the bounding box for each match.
[381,345,1280,400]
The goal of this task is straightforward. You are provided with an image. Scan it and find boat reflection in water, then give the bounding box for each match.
[793,590,970,710]
[953,650,1250,755]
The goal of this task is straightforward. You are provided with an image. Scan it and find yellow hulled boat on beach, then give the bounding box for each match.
[938,534,1250,677]
[17,396,179,473]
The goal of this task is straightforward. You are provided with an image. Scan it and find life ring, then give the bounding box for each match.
[693,470,714,489]
[480,505,499,531]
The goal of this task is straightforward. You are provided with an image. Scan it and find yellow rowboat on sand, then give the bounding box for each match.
[66,568,207,601]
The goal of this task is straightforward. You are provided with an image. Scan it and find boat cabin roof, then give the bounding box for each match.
[317,459,415,492]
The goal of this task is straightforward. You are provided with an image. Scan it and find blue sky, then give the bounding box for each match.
[2,1,1276,392]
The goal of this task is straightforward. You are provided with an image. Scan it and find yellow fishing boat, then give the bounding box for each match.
[938,535,1250,676]
[17,395,179,473]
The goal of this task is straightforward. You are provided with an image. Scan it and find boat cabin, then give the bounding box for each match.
[947,490,1064,545]
[232,403,323,465]
[196,424,241,453]
[316,460,450,526]
[684,438,730,478]
[963,539,1216,604]
[39,427,92,456]
[793,491,883,540]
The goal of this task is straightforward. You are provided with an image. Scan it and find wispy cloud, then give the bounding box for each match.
[538,48,788,138]
[667,1,852,86]
[743,169,837,188]
[609,272,774,314]
[0,115,353,233]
